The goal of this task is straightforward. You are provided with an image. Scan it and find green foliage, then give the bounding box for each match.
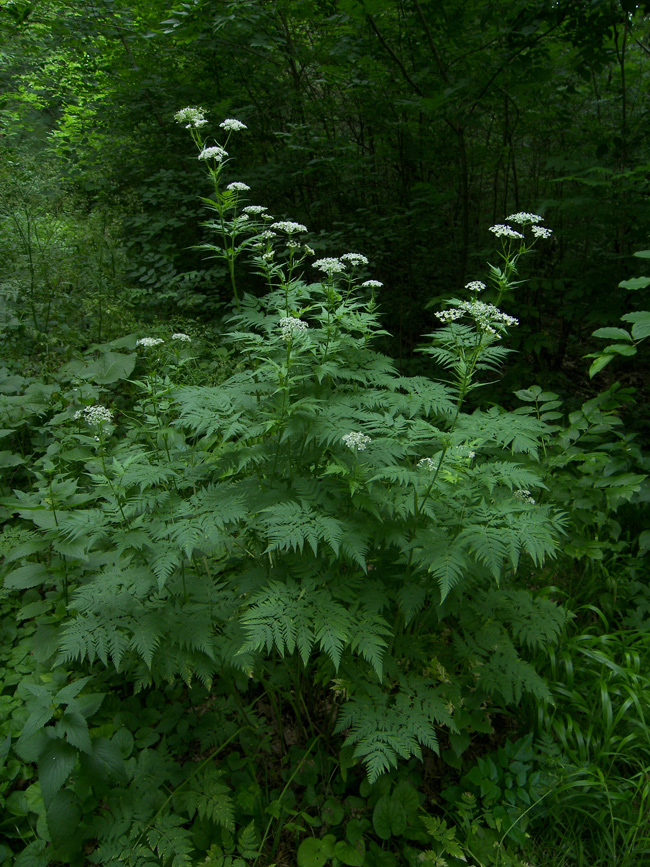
[0,102,649,867]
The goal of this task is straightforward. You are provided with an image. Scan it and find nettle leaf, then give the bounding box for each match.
[4,562,50,590]
[38,739,77,806]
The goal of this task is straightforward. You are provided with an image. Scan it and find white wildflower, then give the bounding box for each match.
[270,221,308,234]
[260,230,277,240]
[171,332,191,342]
[435,309,464,323]
[279,316,309,340]
[418,457,437,471]
[226,181,250,191]
[175,107,207,128]
[506,212,543,224]
[361,280,383,288]
[262,251,274,261]
[531,225,553,239]
[465,280,486,293]
[286,240,300,249]
[74,405,113,427]
[514,489,536,505]
[136,337,164,347]
[436,300,517,333]
[342,431,371,452]
[313,257,345,275]
[489,224,525,240]
[219,118,247,132]
[341,253,369,266]
[198,146,228,162]
[304,245,315,255]
[242,205,267,215]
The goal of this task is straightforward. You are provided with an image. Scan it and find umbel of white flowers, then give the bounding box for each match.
[342,431,372,451]
[74,405,113,427]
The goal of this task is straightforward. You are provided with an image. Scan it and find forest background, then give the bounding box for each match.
[1,1,650,866]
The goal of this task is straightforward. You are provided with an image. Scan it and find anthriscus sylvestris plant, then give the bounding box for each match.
[3,112,565,797]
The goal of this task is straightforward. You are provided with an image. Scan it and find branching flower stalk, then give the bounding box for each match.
[176,108,249,311]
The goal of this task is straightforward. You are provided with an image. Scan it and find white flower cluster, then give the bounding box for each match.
[136,337,164,347]
[418,457,437,471]
[286,240,300,249]
[198,146,228,162]
[304,245,315,256]
[260,230,277,240]
[436,300,518,334]
[342,431,372,451]
[531,225,553,239]
[362,280,383,289]
[219,118,247,132]
[489,224,525,240]
[514,489,536,505]
[74,405,113,427]
[506,212,543,224]
[172,332,191,342]
[465,281,486,293]
[175,107,207,128]
[227,181,250,191]
[270,221,308,234]
[242,205,267,215]
[313,258,345,275]
[279,316,309,340]
[341,253,369,266]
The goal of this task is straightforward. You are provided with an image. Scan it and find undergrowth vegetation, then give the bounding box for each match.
[0,109,648,867]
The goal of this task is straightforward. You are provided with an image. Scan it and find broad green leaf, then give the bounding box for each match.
[591,327,632,341]
[46,789,81,848]
[55,677,92,705]
[633,249,650,258]
[602,343,637,356]
[373,794,407,840]
[392,780,420,815]
[38,739,77,806]
[297,837,330,867]
[18,707,55,744]
[0,450,24,467]
[588,354,615,378]
[60,711,92,754]
[334,839,365,866]
[618,277,650,290]
[622,311,650,340]
[72,351,137,385]
[4,563,50,590]
[513,386,542,401]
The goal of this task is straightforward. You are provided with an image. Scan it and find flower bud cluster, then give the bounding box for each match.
[136,337,164,347]
[279,316,309,340]
[489,224,525,240]
[219,118,247,132]
[174,107,207,128]
[341,253,369,266]
[198,146,228,162]
[514,489,536,505]
[313,258,346,275]
[270,221,308,234]
[436,300,518,335]
[342,431,372,451]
